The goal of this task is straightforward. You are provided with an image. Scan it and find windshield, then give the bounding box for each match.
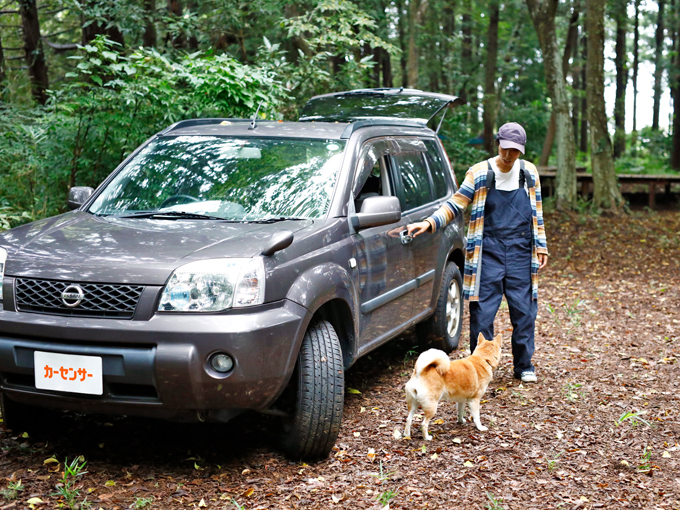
[88,136,346,220]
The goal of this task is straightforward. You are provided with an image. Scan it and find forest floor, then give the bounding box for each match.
[0,209,679,510]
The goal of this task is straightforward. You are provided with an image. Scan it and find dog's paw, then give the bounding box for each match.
[424,434,433,441]
[457,417,466,424]
[476,425,488,432]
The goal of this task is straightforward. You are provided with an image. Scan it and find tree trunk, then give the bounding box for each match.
[459,0,472,103]
[483,0,500,156]
[587,0,624,211]
[631,0,640,154]
[580,33,588,153]
[142,0,157,47]
[382,47,393,87]
[538,3,579,167]
[526,0,577,211]
[407,0,428,87]
[441,0,455,94]
[18,0,48,105]
[167,0,185,49]
[81,0,125,47]
[571,26,580,145]
[396,0,408,87]
[652,0,665,130]
[671,0,680,169]
[613,0,629,159]
[0,32,7,100]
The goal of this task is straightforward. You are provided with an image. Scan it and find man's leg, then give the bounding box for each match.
[505,239,537,376]
[469,241,505,354]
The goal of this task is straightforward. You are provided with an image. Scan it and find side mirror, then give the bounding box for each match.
[350,196,401,230]
[67,187,94,210]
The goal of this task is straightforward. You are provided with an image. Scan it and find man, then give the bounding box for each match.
[407,122,548,383]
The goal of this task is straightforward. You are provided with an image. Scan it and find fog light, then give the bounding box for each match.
[210,353,234,373]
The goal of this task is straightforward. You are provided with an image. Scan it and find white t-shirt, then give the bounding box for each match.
[487,157,524,192]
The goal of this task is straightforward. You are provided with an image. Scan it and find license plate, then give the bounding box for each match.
[34,351,103,395]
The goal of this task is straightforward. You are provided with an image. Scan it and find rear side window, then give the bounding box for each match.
[393,152,432,211]
[423,140,450,199]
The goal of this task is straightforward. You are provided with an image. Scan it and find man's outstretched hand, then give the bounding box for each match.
[407,221,431,237]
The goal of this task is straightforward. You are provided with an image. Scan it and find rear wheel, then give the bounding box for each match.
[280,320,344,459]
[416,262,464,353]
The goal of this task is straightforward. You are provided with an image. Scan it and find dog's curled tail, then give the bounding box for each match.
[414,349,450,377]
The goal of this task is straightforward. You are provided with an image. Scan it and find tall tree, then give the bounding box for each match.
[18,0,48,105]
[538,3,580,167]
[631,0,641,154]
[459,0,473,103]
[526,0,577,210]
[407,0,428,87]
[0,32,7,99]
[396,0,407,87]
[652,0,666,130]
[579,32,588,153]
[81,1,125,47]
[142,0,157,48]
[483,0,500,155]
[586,0,624,211]
[613,0,629,158]
[671,0,680,169]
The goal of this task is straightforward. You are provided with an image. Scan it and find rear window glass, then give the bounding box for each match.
[393,152,432,211]
[423,140,449,199]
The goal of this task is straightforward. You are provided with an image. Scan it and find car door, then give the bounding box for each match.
[390,138,443,317]
[351,139,415,354]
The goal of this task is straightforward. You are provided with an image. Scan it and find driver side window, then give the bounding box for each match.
[354,141,395,212]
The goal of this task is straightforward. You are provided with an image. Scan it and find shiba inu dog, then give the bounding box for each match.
[404,333,502,440]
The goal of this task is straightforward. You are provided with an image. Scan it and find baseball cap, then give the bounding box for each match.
[496,122,526,154]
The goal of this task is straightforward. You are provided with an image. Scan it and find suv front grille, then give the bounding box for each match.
[15,278,144,319]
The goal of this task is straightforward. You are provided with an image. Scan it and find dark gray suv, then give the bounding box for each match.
[0,89,466,459]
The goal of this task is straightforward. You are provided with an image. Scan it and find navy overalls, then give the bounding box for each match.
[469,162,537,376]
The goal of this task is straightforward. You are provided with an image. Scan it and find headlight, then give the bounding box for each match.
[158,258,265,312]
[0,247,6,302]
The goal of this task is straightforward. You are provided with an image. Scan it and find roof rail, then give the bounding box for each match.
[339,119,428,139]
[158,118,251,135]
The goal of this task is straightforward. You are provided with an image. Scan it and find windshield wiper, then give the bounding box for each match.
[246,217,308,224]
[116,210,224,220]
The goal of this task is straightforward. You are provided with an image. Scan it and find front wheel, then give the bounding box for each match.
[416,262,464,353]
[280,320,344,460]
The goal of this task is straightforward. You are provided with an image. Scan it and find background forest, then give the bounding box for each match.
[0,0,678,223]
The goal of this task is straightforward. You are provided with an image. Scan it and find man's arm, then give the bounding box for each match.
[530,164,549,269]
[408,167,476,236]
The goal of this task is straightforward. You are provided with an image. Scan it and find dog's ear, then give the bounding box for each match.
[493,334,502,343]
[478,332,487,343]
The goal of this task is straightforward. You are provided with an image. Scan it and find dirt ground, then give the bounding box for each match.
[1,210,679,510]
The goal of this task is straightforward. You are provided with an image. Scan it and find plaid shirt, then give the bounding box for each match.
[425,160,549,301]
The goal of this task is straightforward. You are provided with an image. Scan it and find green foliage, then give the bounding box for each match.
[132,495,155,509]
[375,488,398,506]
[0,36,288,226]
[484,491,505,510]
[1,480,24,501]
[615,410,654,429]
[54,456,88,509]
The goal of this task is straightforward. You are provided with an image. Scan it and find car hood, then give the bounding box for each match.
[0,212,312,285]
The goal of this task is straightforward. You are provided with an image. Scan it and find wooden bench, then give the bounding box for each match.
[537,168,680,209]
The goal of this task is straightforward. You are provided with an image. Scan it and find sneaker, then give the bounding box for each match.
[520,371,537,383]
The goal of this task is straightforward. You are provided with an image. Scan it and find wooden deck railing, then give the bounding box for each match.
[537,168,680,209]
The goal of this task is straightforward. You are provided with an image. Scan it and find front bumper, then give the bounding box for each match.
[0,298,311,421]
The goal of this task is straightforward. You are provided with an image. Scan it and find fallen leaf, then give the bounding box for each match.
[353,432,361,437]
[367,448,376,462]
[104,480,116,487]
[43,457,59,465]
[433,419,444,425]
[198,498,207,508]
[453,438,462,444]
[347,388,361,394]
[393,428,402,440]
[430,453,438,459]
[464,461,474,467]
[662,451,671,458]
[26,498,42,509]
[243,487,254,497]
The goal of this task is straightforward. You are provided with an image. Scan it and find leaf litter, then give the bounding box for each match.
[0,210,679,509]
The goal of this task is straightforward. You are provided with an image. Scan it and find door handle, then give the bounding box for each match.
[400,231,413,245]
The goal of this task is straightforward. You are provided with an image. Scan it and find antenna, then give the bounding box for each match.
[249,101,264,130]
